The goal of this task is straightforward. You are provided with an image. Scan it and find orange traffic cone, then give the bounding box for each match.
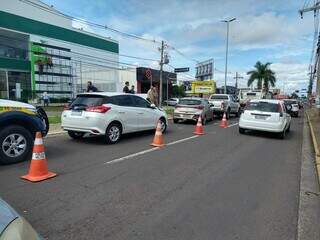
[193,115,204,135]
[21,132,57,182]
[220,112,228,128]
[151,121,165,147]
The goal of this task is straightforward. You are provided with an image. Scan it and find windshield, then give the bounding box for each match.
[210,95,228,100]
[284,100,297,105]
[246,101,279,112]
[179,99,201,105]
[71,95,107,107]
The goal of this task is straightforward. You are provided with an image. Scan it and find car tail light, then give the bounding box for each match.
[64,104,70,110]
[86,105,111,113]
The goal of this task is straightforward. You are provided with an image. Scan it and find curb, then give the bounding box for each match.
[297,114,320,240]
[306,112,320,184]
[47,131,66,136]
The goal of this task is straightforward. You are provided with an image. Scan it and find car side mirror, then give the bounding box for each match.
[149,103,156,109]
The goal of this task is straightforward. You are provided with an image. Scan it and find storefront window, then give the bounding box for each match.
[0,70,8,99]
[8,71,31,102]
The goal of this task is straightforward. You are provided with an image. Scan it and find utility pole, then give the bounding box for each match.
[159,40,169,107]
[222,18,236,94]
[300,1,320,99]
[234,72,243,90]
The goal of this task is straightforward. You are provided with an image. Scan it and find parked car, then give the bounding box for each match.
[283,99,299,117]
[0,198,42,239]
[61,92,168,144]
[208,94,241,119]
[173,98,214,125]
[0,99,49,164]
[239,99,291,139]
[164,98,179,106]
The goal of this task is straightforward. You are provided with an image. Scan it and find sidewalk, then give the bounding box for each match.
[48,123,65,135]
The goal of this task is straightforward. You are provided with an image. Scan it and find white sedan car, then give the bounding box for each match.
[239,99,291,139]
[61,92,168,143]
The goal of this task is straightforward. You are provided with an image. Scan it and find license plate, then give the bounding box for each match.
[255,115,266,120]
[71,111,83,116]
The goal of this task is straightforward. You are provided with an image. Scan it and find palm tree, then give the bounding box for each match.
[247,61,276,93]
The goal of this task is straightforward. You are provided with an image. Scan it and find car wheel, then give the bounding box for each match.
[286,124,291,133]
[159,118,167,133]
[202,116,207,125]
[226,108,231,119]
[239,127,245,134]
[68,131,85,139]
[0,125,33,164]
[36,107,49,136]
[173,119,179,124]
[105,122,122,144]
[236,108,241,117]
[279,129,286,139]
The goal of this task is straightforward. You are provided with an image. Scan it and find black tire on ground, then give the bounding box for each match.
[105,122,122,144]
[286,124,291,133]
[36,107,49,136]
[278,129,286,139]
[68,131,85,140]
[159,117,167,133]
[0,125,34,165]
[239,127,245,134]
[235,108,241,117]
[226,108,231,119]
[173,119,179,124]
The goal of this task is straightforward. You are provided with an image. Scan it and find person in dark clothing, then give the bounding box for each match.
[87,81,98,92]
[123,81,130,93]
[129,85,135,94]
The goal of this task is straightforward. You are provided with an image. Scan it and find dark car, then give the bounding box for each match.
[0,100,49,164]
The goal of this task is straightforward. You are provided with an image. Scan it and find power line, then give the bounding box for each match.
[167,45,200,63]
[19,0,161,44]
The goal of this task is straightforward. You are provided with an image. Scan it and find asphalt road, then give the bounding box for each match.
[0,116,303,240]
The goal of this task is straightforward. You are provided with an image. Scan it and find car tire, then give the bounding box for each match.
[239,127,245,134]
[105,122,122,144]
[173,119,179,124]
[68,131,85,140]
[36,107,49,136]
[286,124,291,133]
[279,129,286,139]
[226,108,231,119]
[0,125,33,165]
[202,116,207,125]
[159,118,167,133]
[236,108,241,117]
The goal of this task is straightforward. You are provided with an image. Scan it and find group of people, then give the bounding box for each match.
[122,81,135,94]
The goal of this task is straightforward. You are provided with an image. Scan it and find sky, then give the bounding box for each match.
[41,0,316,94]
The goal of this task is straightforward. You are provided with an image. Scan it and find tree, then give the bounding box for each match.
[172,85,186,97]
[291,92,299,99]
[247,61,276,93]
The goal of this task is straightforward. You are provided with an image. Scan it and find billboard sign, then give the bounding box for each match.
[191,81,216,94]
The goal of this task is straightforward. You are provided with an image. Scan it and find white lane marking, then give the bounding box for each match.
[104,147,160,165]
[104,135,200,165]
[166,135,199,146]
[228,122,239,128]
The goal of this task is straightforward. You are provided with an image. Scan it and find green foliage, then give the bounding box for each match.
[247,61,276,92]
[172,85,186,97]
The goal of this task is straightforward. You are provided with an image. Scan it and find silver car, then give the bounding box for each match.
[173,98,214,125]
[0,198,42,240]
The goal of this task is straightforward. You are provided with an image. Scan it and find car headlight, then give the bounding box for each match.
[0,217,42,240]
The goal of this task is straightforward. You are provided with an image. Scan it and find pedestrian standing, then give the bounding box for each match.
[42,92,49,107]
[129,85,135,94]
[87,81,98,92]
[123,81,130,93]
[147,84,158,106]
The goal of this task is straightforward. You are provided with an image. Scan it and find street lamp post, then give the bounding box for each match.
[222,18,236,94]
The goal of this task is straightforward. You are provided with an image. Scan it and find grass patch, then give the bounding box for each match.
[42,106,64,112]
[163,106,174,116]
[48,115,61,124]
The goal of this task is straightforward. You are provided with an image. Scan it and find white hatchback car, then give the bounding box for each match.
[61,92,168,143]
[239,99,291,139]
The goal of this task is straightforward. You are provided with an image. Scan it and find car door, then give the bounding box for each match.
[132,95,158,130]
[229,96,237,112]
[112,95,139,133]
[203,99,213,120]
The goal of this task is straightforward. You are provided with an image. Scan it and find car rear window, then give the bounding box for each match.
[246,92,257,96]
[179,99,201,105]
[210,95,228,100]
[71,95,109,107]
[284,100,297,105]
[246,101,279,112]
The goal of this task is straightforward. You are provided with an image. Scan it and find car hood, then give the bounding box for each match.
[0,100,35,110]
[0,198,19,234]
